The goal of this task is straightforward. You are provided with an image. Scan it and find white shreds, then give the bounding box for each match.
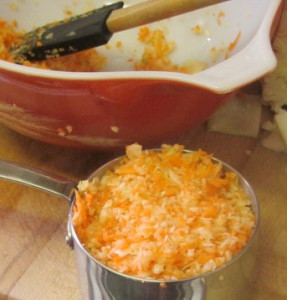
[73,144,256,280]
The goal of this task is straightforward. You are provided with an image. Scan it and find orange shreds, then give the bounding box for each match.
[115,41,122,48]
[192,25,203,35]
[217,11,225,26]
[0,19,106,71]
[228,31,241,52]
[73,144,256,280]
[64,9,74,16]
[0,18,207,74]
[0,20,23,62]
[225,31,241,59]
[44,49,106,72]
[135,26,206,74]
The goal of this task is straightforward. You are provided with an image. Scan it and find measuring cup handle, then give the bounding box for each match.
[0,159,76,202]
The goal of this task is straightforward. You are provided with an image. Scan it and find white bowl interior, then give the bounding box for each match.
[0,0,282,92]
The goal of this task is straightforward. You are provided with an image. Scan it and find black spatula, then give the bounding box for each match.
[11,0,227,62]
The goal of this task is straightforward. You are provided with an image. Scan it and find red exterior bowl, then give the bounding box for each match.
[0,0,282,150]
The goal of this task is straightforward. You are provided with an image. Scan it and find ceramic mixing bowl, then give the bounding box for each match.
[0,0,283,149]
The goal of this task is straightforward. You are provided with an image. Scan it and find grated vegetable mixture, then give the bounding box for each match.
[73,144,256,280]
[0,19,106,71]
[135,26,206,74]
[0,19,206,74]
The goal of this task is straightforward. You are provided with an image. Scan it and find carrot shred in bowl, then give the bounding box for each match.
[74,143,256,280]
[0,19,106,71]
[135,26,207,74]
[0,19,206,74]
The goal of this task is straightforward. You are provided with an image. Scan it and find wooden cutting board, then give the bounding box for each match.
[0,108,286,300]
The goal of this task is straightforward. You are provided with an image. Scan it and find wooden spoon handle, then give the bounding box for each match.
[107,0,226,33]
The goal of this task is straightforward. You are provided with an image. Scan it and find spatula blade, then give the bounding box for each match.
[12,2,124,62]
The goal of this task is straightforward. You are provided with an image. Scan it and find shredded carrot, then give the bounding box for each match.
[217,11,225,26]
[191,25,203,35]
[225,31,242,59]
[73,144,256,280]
[0,19,106,71]
[0,19,207,74]
[0,20,23,62]
[115,41,122,48]
[135,26,207,74]
[228,31,241,52]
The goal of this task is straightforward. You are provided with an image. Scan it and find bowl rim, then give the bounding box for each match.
[0,0,282,93]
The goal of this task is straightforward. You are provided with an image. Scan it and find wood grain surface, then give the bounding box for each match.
[0,107,286,300]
